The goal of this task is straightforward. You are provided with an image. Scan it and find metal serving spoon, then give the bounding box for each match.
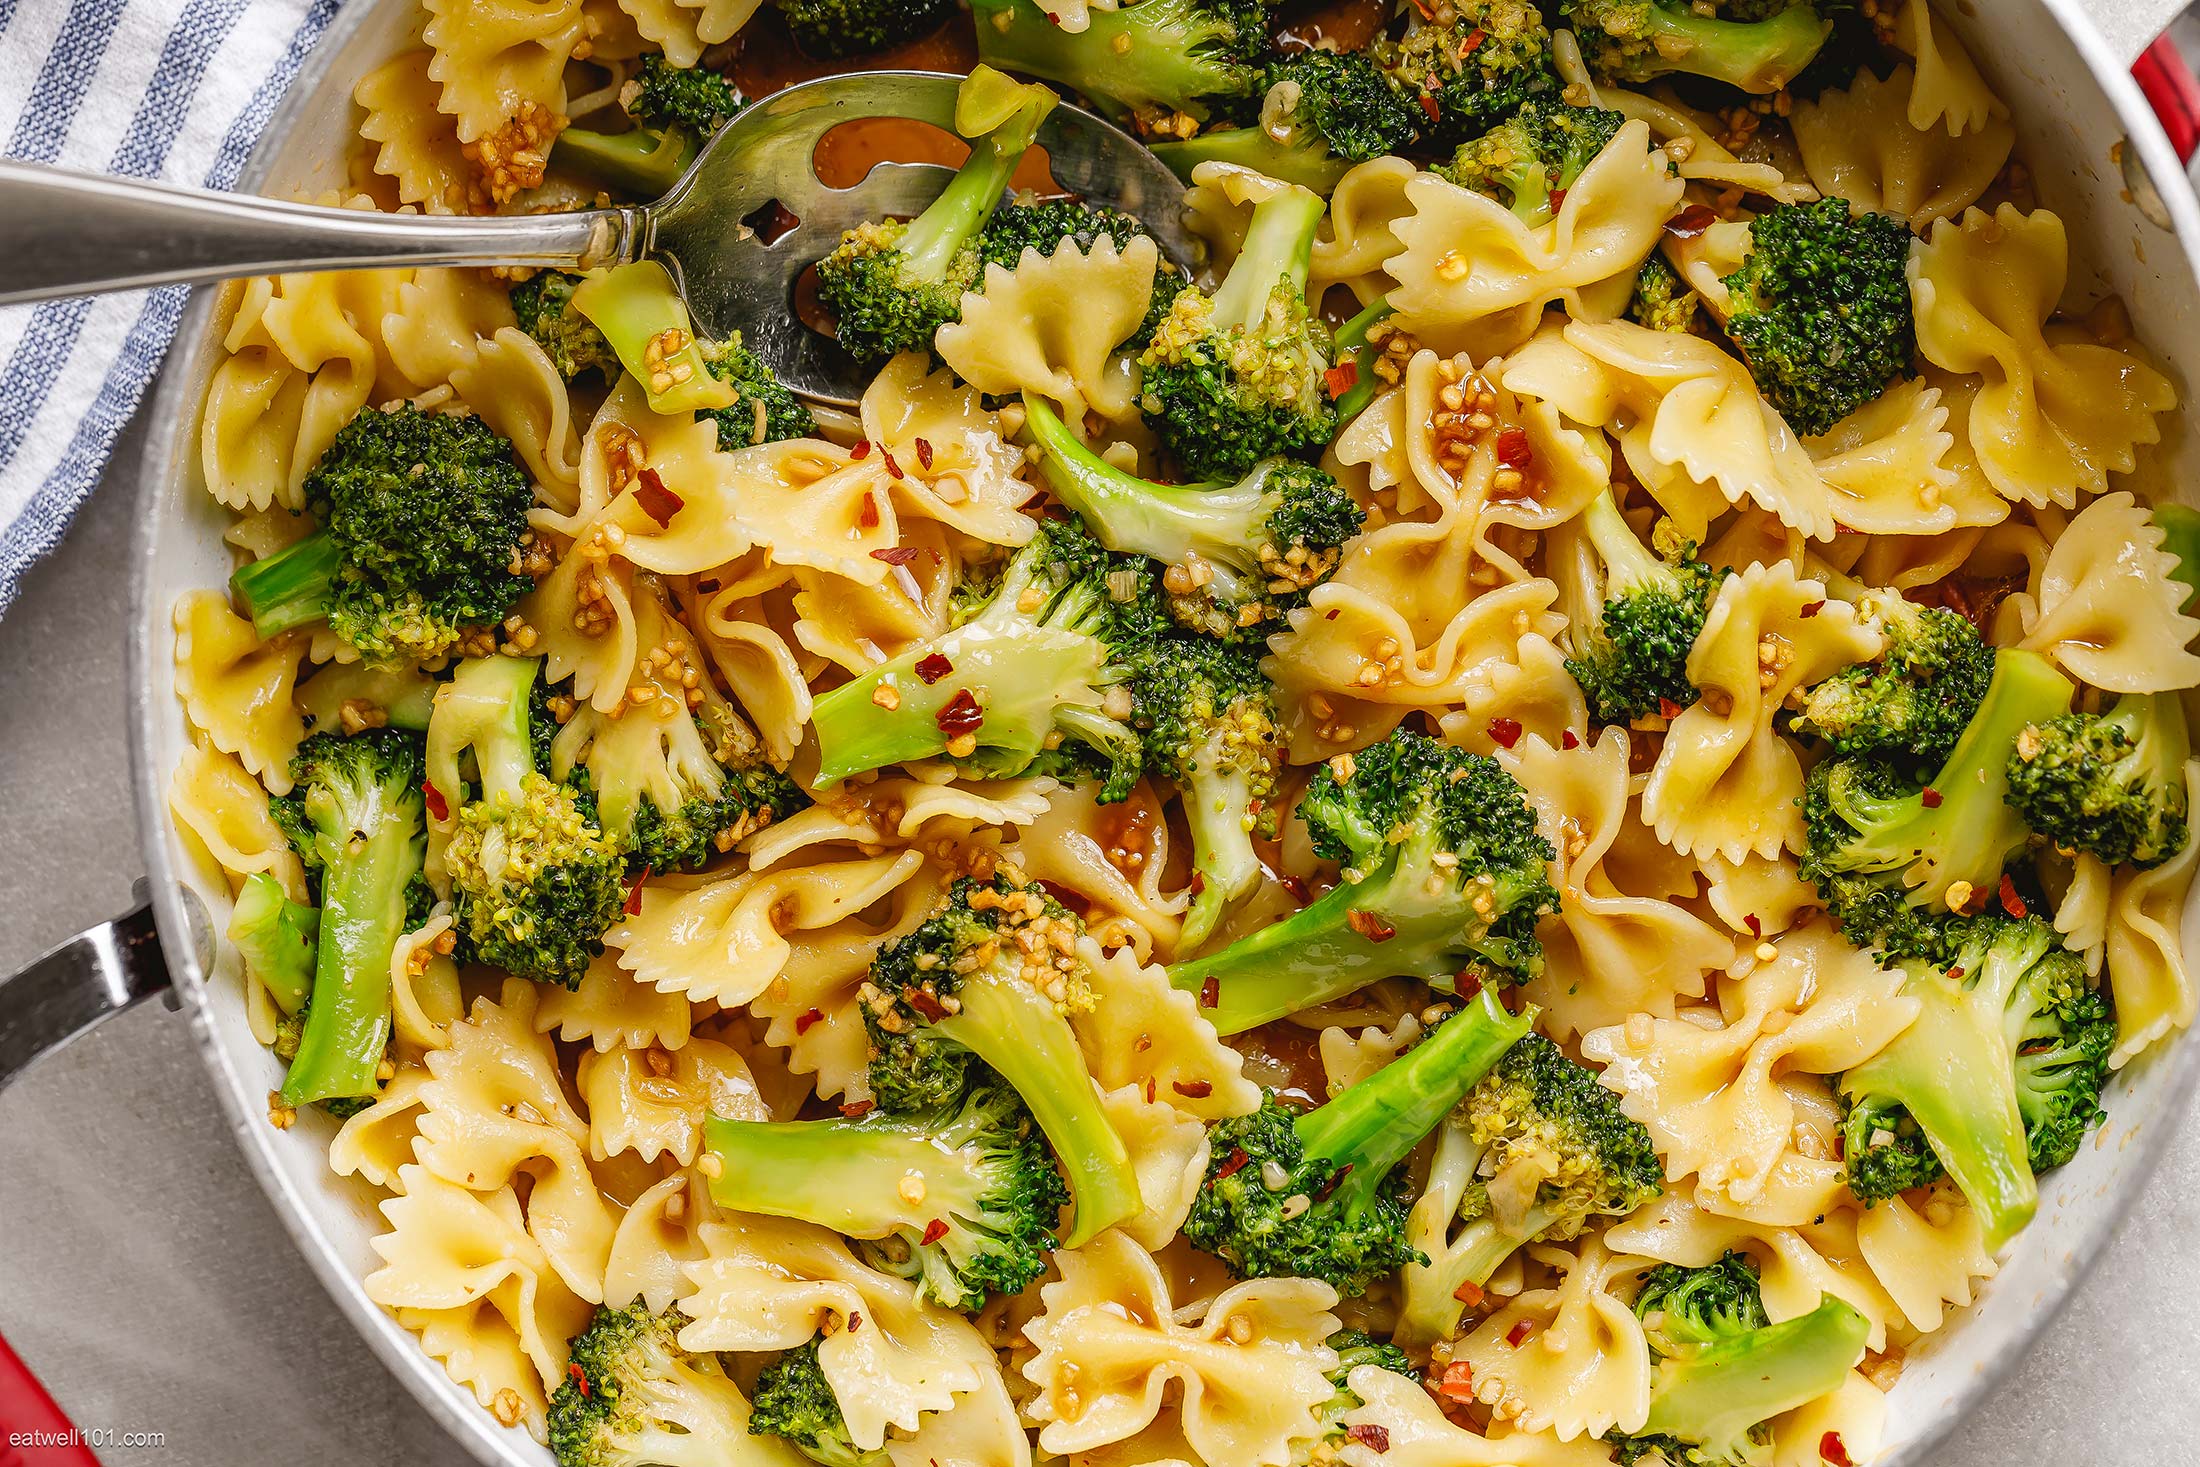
[0,70,1194,404]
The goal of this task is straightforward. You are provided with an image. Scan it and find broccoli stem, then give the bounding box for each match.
[702,1114,972,1233]
[552,125,696,199]
[2156,504,2200,613]
[1580,486,1665,594]
[281,804,418,1106]
[1624,4,1830,91]
[1151,128,1353,193]
[898,85,1052,283]
[1638,1296,1871,1458]
[972,0,1247,120]
[1181,764,1264,952]
[1330,297,1393,420]
[429,654,540,807]
[1210,188,1327,335]
[230,531,343,640]
[570,261,737,415]
[228,871,318,1016]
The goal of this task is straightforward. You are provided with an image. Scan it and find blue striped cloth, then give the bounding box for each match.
[0,0,340,612]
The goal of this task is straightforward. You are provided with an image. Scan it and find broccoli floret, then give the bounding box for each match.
[570,261,746,415]
[1396,1033,1661,1346]
[1608,1284,1870,1467]
[1562,0,1835,92]
[815,68,1056,363]
[228,871,319,1019]
[1838,914,2113,1250]
[555,56,744,198]
[1795,592,1995,766]
[511,271,622,381]
[1563,488,1720,726]
[548,1302,766,1467]
[1800,648,2074,915]
[861,872,1142,1246]
[229,404,532,668]
[1375,0,1556,146]
[1315,1330,1422,1437]
[1137,181,1338,480]
[1022,393,1363,643]
[428,655,627,989]
[748,1340,887,1467]
[2006,692,2192,869]
[703,1083,1066,1312]
[1183,988,1535,1295]
[1703,198,1914,436]
[1328,297,1395,422]
[809,518,1155,797]
[1436,99,1627,225]
[779,0,952,56]
[694,333,817,449]
[972,0,1266,123]
[267,730,426,1105]
[979,199,1188,349]
[1629,252,1703,334]
[1169,728,1558,1033]
[1154,51,1421,191]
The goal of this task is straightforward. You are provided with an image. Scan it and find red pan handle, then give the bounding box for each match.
[0,1334,99,1467]
[2136,31,2200,163]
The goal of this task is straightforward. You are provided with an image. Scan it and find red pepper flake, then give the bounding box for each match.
[634,467,683,526]
[839,1098,875,1118]
[1313,1162,1354,1204]
[1820,1431,1854,1467]
[1279,873,1310,905]
[1188,871,1207,898]
[1457,26,1485,54]
[422,779,449,822]
[1418,92,1441,123]
[858,494,881,530]
[794,1006,826,1035]
[907,986,949,1021]
[1505,1319,1534,1348]
[1324,361,1359,399]
[1947,966,1965,981]
[1487,716,1523,749]
[1173,1078,1214,1099]
[566,1363,590,1397]
[1658,696,1683,719]
[1434,1361,1475,1402]
[1495,426,1533,468]
[850,438,872,459]
[1800,600,1826,619]
[913,436,934,471]
[881,450,904,480]
[1667,203,1719,238]
[1346,908,1397,943]
[936,687,983,739]
[1560,729,1580,750]
[1548,187,1567,213]
[846,1311,862,1331]
[1451,1277,1486,1308]
[914,652,953,685]
[1456,969,1483,1000]
[1325,608,1341,620]
[921,1218,950,1245]
[1214,1145,1250,1180]
[622,866,651,916]
[2018,1038,2055,1055]
[1198,975,1220,1009]
[870,546,921,566]
[1999,873,2028,918]
[1346,1424,1391,1454]
[1744,912,1763,938]
[1920,787,1943,808]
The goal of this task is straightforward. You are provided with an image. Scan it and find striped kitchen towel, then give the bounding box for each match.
[0,0,340,612]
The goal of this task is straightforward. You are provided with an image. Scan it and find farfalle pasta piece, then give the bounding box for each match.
[2013,491,2200,692]
[420,0,583,182]
[1019,1229,1341,1466]
[199,345,309,512]
[534,952,694,1053]
[1386,123,1683,357]
[1641,563,1879,860]
[355,50,481,213]
[1772,1374,1885,1467]
[1311,157,1419,305]
[1806,378,2006,536]
[330,1065,435,1191]
[747,774,1054,872]
[1317,1013,1423,1098]
[2102,761,2200,1066]
[451,328,582,509]
[603,1171,714,1314]
[1698,850,1820,939]
[1909,206,2175,507]
[1073,938,1261,1120]
[380,268,514,394]
[1890,0,2006,135]
[167,738,308,903]
[391,911,465,1055]
[1440,634,1591,759]
[1335,1365,1623,1467]
[1457,1234,1652,1441]
[614,0,708,63]
[1852,1186,1995,1335]
[1099,1083,1212,1250]
[856,353,1043,547]
[1791,64,2013,227]
[577,1037,767,1164]
[998,782,1186,958]
[173,590,305,794]
[935,235,1157,424]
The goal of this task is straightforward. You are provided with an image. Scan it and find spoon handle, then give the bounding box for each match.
[0,160,639,306]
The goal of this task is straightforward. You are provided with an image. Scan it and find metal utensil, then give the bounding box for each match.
[0,70,1193,404]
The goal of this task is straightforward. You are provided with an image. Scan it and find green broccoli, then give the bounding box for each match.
[1021,392,1363,643]
[1315,1330,1422,1438]
[228,871,319,1020]
[511,271,622,381]
[554,55,745,198]
[1839,914,2114,1250]
[808,517,1155,798]
[1375,0,1556,147]
[2155,503,2200,613]
[1795,591,1996,766]
[978,198,1189,349]
[569,261,745,416]
[427,655,627,989]
[1183,988,1535,1295]
[860,872,1142,1246]
[2005,692,2192,869]
[1631,1252,1767,1357]
[1396,1033,1661,1346]
[779,0,951,57]
[229,404,533,668]
[547,1302,772,1467]
[815,68,1055,363]
[1153,50,1422,192]
[1436,99,1628,225]
[703,1083,1065,1312]
[1328,296,1396,421]
[1137,180,1338,480]
[1562,0,1836,93]
[1563,486,1720,726]
[267,730,426,1105]
[695,334,819,449]
[1629,252,1703,334]
[971,0,1267,124]
[748,1340,885,1467]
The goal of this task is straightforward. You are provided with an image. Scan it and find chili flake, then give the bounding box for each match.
[1280,873,1310,904]
[1800,600,1826,619]
[914,436,935,470]
[1561,729,1580,750]
[1487,716,1523,749]
[858,494,881,529]
[1419,92,1441,123]
[422,779,449,821]
[1199,975,1219,1008]
[936,687,984,739]
[1658,696,1684,718]
[566,1363,590,1397]
[1347,908,1397,943]
[1999,873,2028,918]
[1456,970,1483,1000]
[1346,1424,1391,1454]
[907,986,949,1021]
[1433,1361,1475,1402]
[794,1006,826,1035]
[1744,912,1763,937]
[1820,1431,1854,1467]
[1505,1319,1534,1348]
[915,653,954,684]
[921,1218,950,1245]
[623,866,650,916]
[870,545,921,566]
[1457,26,1485,54]
[1173,1078,1214,1099]
[1495,426,1533,468]
[1313,1162,1353,1204]
[1214,1146,1251,1180]
[634,468,683,526]
[881,450,904,480]
[1451,1277,1486,1308]
[1667,203,1719,238]
[839,1098,875,1118]
[851,439,872,459]
[1920,787,1943,808]
[1324,361,1359,398]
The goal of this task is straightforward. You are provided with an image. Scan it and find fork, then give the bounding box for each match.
[0,70,1195,405]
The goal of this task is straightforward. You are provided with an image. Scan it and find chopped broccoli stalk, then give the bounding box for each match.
[228,871,319,1017]
[1375,0,1556,146]
[808,518,1153,797]
[1796,592,1995,766]
[978,199,1189,349]
[1129,637,1283,951]
[1154,125,1355,194]
[1137,181,1338,480]
[1397,1033,1661,1346]
[815,67,1056,363]
[971,0,1265,123]
[1629,252,1702,334]
[2155,503,2200,613]
[779,0,952,56]
[2006,692,2192,869]
[229,404,533,667]
[703,1084,1066,1312]
[1183,988,1535,1295]
[862,873,1142,1246]
[1328,297,1394,421]
[1169,728,1557,1034]
[269,730,426,1105]
[1564,488,1719,725]
[1800,649,2074,912]
[571,261,738,415]
[1611,1293,1871,1467]
[511,271,621,381]
[547,1301,767,1467]
[749,1340,886,1467]
[554,57,743,198]
[1563,0,1834,92]
[1156,51,1419,190]
[1632,1252,1768,1358]
[429,655,627,989]
[1437,99,1627,225]
[696,334,818,449]
[1839,915,2112,1250]
[1022,393,1362,643]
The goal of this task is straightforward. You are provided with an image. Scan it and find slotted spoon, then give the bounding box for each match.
[0,70,1195,404]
